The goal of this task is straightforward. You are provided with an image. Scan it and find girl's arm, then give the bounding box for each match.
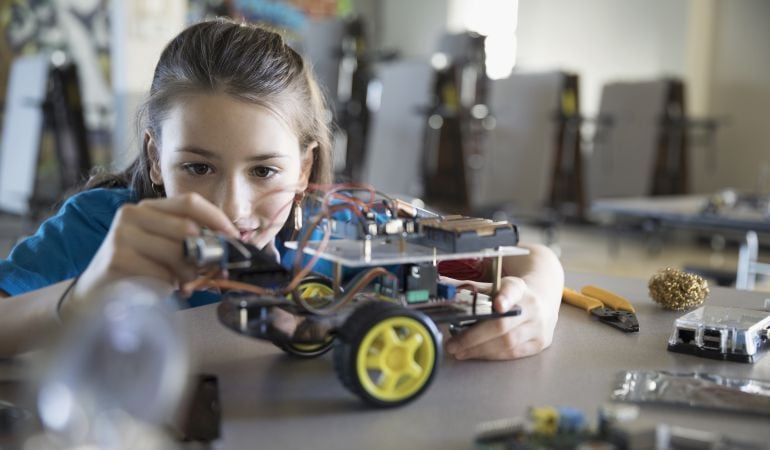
[0,280,73,357]
[444,243,564,360]
[0,193,240,358]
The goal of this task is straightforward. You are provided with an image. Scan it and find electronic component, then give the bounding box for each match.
[414,215,519,252]
[375,275,399,300]
[173,374,221,443]
[183,232,290,287]
[436,282,457,300]
[326,214,419,240]
[184,232,228,268]
[474,406,591,449]
[195,184,530,408]
[392,198,442,219]
[403,263,438,303]
[613,371,770,416]
[475,403,766,449]
[373,263,439,304]
[667,306,770,363]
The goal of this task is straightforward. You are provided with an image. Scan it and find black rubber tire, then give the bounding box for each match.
[279,335,336,359]
[277,276,337,358]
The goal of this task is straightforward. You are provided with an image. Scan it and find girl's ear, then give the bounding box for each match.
[297,141,318,192]
[146,130,163,186]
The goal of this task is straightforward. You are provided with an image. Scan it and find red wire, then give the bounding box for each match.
[438,258,485,282]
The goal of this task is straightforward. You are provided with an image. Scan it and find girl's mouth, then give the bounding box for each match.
[239,229,257,242]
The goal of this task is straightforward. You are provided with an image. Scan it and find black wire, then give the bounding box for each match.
[55,275,80,324]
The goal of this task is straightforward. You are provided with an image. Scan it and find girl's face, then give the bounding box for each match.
[148,93,314,248]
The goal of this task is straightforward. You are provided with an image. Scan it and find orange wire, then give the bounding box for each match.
[182,182,390,301]
[191,278,275,296]
[284,210,334,292]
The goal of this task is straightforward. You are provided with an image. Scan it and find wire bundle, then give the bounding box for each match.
[438,258,485,282]
[183,182,398,313]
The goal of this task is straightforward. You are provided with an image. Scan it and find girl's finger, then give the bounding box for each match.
[445,313,529,354]
[118,224,199,283]
[107,247,177,285]
[452,321,540,360]
[511,339,546,359]
[438,275,493,294]
[493,276,527,313]
[117,204,202,240]
[140,194,239,237]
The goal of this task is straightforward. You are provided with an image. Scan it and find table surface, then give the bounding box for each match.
[592,195,770,234]
[174,271,770,450]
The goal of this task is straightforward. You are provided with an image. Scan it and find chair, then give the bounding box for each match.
[298,17,346,112]
[0,55,50,215]
[360,60,434,199]
[470,71,564,213]
[0,55,91,217]
[736,231,770,290]
[587,79,688,203]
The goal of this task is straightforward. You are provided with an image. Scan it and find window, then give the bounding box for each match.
[447,0,519,79]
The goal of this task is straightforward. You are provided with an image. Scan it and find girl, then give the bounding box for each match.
[0,19,564,359]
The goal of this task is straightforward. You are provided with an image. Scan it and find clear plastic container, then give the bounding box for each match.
[667,306,770,363]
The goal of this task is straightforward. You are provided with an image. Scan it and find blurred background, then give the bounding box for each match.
[1,0,769,290]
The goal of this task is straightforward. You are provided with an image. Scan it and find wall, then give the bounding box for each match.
[511,0,770,193]
[371,0,449,59]
[0,1,112,130]
[702,0,770,193]
[515,0,688,116]
[110,0,187,169]
[376,0,769,194]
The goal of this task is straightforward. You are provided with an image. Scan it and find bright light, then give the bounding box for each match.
[447,0,519,80]
[39,382,74,431]
[470,104,489,119]
[430,52,450,70]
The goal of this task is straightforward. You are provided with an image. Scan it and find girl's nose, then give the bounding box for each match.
[220,176,254,222]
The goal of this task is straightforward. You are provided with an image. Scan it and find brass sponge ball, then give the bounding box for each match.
[648,267,710,311]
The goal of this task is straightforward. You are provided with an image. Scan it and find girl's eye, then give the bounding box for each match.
[251,166,277,178]
[182,163,214,176]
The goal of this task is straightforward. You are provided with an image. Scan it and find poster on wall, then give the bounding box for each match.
[2,0,111,130]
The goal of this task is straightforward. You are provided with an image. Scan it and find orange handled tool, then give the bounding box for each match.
[562,286,639,332]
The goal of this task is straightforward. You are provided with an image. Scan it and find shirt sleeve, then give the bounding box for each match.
[0,189,131,296]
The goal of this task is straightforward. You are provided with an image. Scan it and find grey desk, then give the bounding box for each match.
[593,195,770,289]
[176,272,770,449]
[592,195,770,234]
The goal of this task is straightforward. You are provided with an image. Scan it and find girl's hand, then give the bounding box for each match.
[442,274,561,360]
[65,193,239,317]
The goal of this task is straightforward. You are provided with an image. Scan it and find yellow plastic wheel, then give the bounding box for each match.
[334,302,441,407]
[357,316,436,402]
[281,280,336,358]
[291,281,335,309]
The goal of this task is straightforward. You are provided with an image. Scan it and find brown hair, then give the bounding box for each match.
[88,18,333,198]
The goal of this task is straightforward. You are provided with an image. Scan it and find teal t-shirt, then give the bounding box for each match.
[0,188,137,296]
